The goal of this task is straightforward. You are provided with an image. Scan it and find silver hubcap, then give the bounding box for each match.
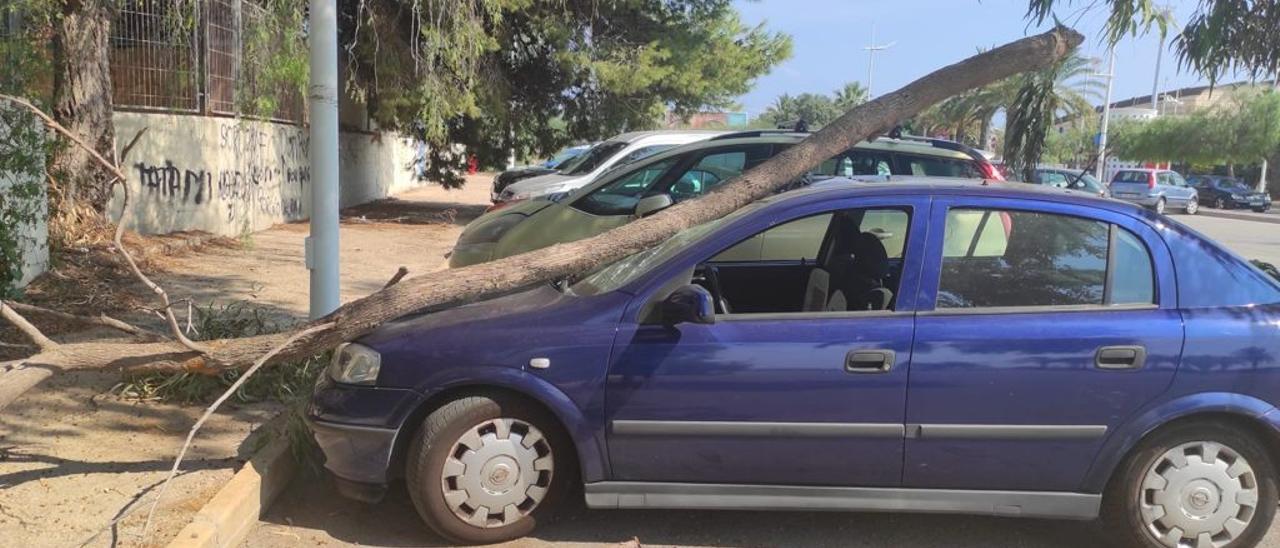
[441,418,554,528]
[1140,441,1258,547]
[1187,201,1198,214]
[1156,200,1166,214]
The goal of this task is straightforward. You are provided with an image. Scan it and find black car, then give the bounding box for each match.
[1188,175,1273,212]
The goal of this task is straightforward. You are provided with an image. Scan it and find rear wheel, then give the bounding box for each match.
[1154,198,1167,215]
[1215,197,1227,209]
[405,394,574,545]
[1100,421,1277,548]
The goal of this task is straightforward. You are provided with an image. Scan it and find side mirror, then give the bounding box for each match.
[635,193,674,218]
[661,284,716,326]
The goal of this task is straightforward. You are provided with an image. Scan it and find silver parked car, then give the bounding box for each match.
[1108,168,1198,215]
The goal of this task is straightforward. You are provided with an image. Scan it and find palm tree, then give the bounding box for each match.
[834,82,869,112]
[1003,53,1104,180]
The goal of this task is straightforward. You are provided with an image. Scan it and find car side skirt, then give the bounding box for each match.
[584,482,1101,520]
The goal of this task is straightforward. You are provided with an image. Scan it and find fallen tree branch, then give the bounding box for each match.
[384,266,409,288]
[0,27,1085,409]
[0,302,56,350]
[2,300,165,342]
[139,321,335,541]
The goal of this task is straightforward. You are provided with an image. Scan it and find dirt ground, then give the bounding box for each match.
[0,175,493,547]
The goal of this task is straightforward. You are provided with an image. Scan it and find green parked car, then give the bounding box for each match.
[449,132,1001,268]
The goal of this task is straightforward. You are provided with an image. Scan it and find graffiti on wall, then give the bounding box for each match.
[130,122,311,225]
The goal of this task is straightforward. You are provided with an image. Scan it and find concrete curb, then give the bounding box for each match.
[166,436,296,548]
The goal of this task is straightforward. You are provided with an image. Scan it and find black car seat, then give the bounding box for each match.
[848,232,893,311]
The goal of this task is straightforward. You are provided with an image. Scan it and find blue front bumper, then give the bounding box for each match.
[308,376,425,501]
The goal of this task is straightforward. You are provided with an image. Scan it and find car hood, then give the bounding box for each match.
[505,173,586,194]
[359,285,567,348]
[497,166,556,183]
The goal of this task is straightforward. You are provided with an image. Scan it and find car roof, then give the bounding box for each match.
[608,130,727,144]
[627,133,974,160]
[766,176,1144,216]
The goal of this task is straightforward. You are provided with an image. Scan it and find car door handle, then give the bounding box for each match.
[845,349,895,374]
[1095,345,1147,370]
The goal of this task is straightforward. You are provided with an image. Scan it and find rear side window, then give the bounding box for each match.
[897,154,982,178]
[937,209,1155,309]
[1112,171,1150,184]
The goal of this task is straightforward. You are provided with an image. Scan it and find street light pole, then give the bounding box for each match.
[307,0,340,318]
[863,24,895,98]
[1095,47,1117,181]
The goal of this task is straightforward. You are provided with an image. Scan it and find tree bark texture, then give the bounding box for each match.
[0,27,1085,411]
[50,0,117,211]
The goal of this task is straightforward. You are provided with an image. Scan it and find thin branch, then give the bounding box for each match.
[383,266,409,288]
[140,322,335,541]
[0,95,208,354]
[1,300,165,342]
[119,127,149,164]
[0,302,56,350]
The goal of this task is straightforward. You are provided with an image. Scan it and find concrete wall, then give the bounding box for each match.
[111,112,424,236]
[0,110,49,290]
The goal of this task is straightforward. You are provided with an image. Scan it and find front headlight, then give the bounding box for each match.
[1232,194,1246,200]
[457,213,524,245]
[328,343,381,385]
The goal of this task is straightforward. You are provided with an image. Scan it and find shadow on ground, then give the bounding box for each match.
[255,471,1103,547]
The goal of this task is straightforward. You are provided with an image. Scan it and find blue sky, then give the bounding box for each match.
[733,0,1231,116]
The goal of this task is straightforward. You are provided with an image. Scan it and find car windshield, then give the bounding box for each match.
[559,141,628,175]
[1069,172,1104,192]
[569,202,763,296]
[548,148,585,169]
[1217,180,1252,192]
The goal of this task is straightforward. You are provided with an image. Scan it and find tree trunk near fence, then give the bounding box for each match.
[50,0,117,212]
[0,27,1085,411]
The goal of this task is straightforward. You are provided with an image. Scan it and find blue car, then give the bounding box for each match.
[310,178,1280,547]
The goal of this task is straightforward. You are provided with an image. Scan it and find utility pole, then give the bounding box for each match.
[863,24,895,98]
[307,0,340,318]
[1095,47,1117,181]
[1151,5,1172,111]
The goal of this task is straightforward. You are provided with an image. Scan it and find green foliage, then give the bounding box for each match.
[0,9,51,295]
[114,301,328,404]
[239,0,308,119]
[1254,260,1280,282]
[1002,54,1102,180]
[1026,1,1271,84]
[1043,115,1098,165]
[757,81,866,129]
[1109,90,1280,165]
[343,0,791,186]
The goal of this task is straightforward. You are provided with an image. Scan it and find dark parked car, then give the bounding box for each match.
[1189,175,1273,212]
[312,178,1280,547]
[489,145,595,202]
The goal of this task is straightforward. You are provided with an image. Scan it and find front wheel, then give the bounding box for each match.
[1100,421,1277,547]
[1185,199,1199,215]
[405,393,574,545]
[1215,197,1228,209]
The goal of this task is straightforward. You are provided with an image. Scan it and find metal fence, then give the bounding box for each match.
[110,1,202,111]
[109,0,304,123]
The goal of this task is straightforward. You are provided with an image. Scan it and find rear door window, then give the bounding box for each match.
[937,209,1155,309]
[896,154,982,178]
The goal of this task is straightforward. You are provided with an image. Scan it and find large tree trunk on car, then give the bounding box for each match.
[0,27,1084,411]
[50,0,117,212]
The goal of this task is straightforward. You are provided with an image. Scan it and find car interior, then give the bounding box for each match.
[692,208,909,314]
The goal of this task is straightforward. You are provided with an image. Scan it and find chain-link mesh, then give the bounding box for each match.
[109,1,201,111]
[205,0,239,114]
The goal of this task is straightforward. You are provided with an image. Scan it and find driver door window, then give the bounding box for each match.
[701,208,912,315]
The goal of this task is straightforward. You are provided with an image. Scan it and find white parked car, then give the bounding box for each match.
[494,130,724,204]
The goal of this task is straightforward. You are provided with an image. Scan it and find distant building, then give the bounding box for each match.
[665,111,749,129]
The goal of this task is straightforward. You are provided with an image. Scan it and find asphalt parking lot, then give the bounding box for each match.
[242,212,1280,548]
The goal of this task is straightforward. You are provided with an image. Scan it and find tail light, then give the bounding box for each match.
[1148,173,1157,189]
[978,161,1005,181]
